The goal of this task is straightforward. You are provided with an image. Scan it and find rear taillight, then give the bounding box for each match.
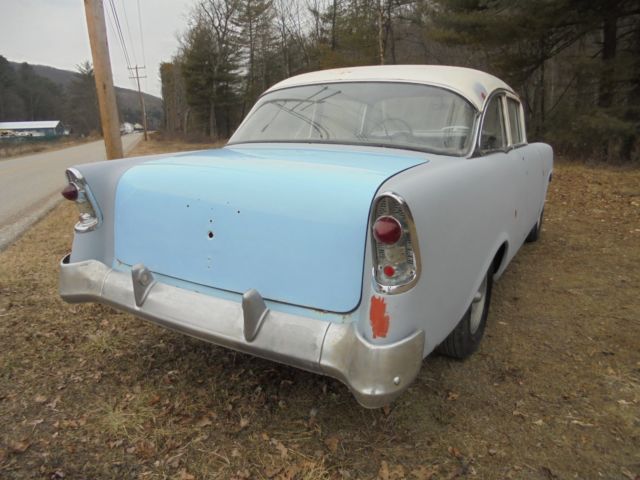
[61,183,79,201]
[370,193,421,293]
[63,168,102,233]
[373,216,402,245]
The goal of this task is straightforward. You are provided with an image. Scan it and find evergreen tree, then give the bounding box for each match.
[0,55,25,121]
[428,0,640,159]
[16,62,63,121]
[65,62,100,135]
[181,0,241,138]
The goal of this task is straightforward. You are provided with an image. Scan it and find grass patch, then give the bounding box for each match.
[0,144,639,478]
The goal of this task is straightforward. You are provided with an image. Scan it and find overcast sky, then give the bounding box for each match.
[0,0,195,98]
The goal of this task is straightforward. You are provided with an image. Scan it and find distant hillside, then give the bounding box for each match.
[9,61,163,127]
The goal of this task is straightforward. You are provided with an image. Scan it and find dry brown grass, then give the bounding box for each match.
[0,140,639,479]
[131,132,225,157]
[0,135,100,160]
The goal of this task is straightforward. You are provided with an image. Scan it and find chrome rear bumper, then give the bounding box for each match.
[59,255,424,408]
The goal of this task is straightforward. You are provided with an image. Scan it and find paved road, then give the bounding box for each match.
[0,134,142,250]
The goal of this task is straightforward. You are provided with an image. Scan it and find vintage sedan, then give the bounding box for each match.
[59,66,553,408]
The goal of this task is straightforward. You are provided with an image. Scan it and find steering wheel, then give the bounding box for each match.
[370,117,414,140]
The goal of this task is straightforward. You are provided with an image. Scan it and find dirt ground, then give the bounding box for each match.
[0,138,638,479]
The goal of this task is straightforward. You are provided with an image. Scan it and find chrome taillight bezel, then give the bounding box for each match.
[65,167,102,233]
[370,192,422,294]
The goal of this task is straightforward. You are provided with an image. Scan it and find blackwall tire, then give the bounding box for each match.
[526,208,544,243]
[436,268,493,360]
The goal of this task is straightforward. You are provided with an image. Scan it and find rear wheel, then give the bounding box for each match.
[525,208,544,243]
[437,269,493,359]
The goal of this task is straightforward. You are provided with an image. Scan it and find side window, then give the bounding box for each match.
[480,95,506,152]
[507,98,523,145]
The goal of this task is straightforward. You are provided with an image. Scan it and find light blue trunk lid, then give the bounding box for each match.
[114,144,427,312]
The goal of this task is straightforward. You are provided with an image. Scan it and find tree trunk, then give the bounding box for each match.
[209,100,217,140]
[598,3,619,161]
[183,108,190,136]
[331,0,338,51]
[539,53,545,130]
[385,0,395,64]
[378,1,385,65]
[598,7,618,108]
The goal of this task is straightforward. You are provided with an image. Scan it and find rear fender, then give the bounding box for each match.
[67,151,203,265]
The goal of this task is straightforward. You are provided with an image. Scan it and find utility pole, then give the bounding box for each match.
[83,0,123,159]
[129,65,148,141]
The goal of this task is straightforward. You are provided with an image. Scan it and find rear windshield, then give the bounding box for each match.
[229,82,476,156]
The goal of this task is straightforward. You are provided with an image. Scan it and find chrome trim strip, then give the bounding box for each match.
[473,88,523,156]
[65,167,103,233]
[59,255,425,408]
[370,192,422,295]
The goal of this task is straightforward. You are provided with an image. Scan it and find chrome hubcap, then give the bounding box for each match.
[469,276,487,334]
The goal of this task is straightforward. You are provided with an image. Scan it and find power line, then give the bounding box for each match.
[104,0,137,90]
[120,0,138,66]
[136,0,148,92]
[105,0,150,133]
[136,0,146,68]
[106,0,133,71]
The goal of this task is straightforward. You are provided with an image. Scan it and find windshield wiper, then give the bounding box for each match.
[260,100,330,139]
[260,105,283,133]
[299,90,341,112]
[279,104,330,139]
[290,86,328,112]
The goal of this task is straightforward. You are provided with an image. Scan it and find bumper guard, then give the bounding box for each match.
[59,255,424,408]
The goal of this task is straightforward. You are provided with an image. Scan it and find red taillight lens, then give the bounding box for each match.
[373,216,402,245]
[371,194,421,293]
[61,183,79,201]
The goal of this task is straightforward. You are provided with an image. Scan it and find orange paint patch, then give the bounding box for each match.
[370,296,390,339]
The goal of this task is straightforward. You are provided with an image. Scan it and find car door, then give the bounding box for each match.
[505,95,541,238]
[478,92,525,244]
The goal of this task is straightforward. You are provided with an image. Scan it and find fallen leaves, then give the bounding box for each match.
[175,469,195,480]
[264,461,322,480]
[378,461,390,479]
[448,446,462,459]
[135,439,157,459]
[570,420,594,428]
[108,439,124,449]
[620,467,639,480]
[1,161,639,480]
[195,416,213,428]
[27,418,44,428]
[324,435,339,453]
[410,466,434,480]
[8,440,30,454]
[166,451,185,468]
[270,439,288,459]
[378,461,407,480]
[239,417,250,429]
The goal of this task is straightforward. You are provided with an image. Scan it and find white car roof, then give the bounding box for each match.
[265,65,515,111]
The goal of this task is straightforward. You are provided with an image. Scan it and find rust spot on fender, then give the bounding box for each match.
[370,296,390,339]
